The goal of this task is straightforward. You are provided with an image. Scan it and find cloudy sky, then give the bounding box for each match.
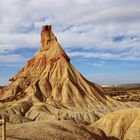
[0,0,140,85]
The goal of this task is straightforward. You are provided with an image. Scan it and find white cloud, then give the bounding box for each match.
[86,61,106,67]
[0,33,39,51]
[68,52,114,59]
[86,72,140,85]
[0,54,26,63]
[67,51,140,61]
[0,0,139,85]
[0,0,139,61]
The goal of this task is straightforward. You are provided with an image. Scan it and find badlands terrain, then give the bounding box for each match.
[0,25,140,140]
[104,84,140,102]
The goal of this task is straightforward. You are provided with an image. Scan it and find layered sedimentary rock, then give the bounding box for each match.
[0,25,132,124]
[1,26,106,106]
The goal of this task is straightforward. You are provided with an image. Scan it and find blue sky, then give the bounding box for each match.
[0,0,140,85]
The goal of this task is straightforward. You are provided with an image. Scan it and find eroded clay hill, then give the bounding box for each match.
[90,108,140,140]
[0,25,134,124]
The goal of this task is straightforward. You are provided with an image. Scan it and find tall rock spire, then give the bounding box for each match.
[39,25,70,61]
[40,25,55,51]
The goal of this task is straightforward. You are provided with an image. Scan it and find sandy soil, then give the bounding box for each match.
[0,120,106,140]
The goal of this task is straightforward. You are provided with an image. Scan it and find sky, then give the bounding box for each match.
[0,0,140,85]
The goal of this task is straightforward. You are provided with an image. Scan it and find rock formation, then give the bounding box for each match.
[1,25,107,107]
[0,25,122,123]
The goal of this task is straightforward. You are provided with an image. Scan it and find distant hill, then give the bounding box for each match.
[116,83,140,88]
[102,83,140,88]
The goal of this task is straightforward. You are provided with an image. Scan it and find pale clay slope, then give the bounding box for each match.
[91,108,140,140]
[0,120,107,140]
